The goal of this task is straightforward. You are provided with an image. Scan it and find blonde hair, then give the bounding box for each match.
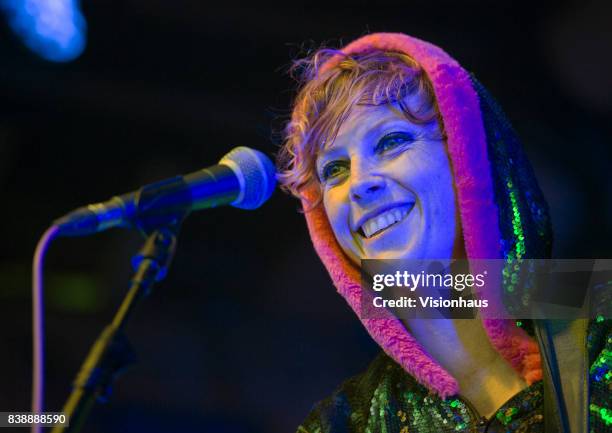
[277,48,444,208]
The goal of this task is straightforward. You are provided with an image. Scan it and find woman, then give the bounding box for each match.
[277,33,610,432]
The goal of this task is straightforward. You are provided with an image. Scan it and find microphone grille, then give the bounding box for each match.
[219,146,277,209]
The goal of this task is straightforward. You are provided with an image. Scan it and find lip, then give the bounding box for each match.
[352,202,416,233]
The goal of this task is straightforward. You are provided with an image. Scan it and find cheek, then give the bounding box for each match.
[323,186,351,240]
[391,154,442,200]
[427,158,458,245]
[399,146,457,230]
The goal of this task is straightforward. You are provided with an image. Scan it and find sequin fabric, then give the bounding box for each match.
[472,78,611,431]
[471,77,552,320]
[298,352,544,433]
[588,317,612,431]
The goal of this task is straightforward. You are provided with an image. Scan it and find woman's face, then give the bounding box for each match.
[316,95,459,265]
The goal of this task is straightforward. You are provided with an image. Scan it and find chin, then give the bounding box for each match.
[360,248,416,261]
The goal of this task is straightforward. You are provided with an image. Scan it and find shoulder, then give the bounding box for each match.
[296,352,420,433]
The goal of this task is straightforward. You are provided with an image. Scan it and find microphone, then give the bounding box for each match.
[53,146,277,236]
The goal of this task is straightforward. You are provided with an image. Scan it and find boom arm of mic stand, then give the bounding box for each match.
[51,226,178,433]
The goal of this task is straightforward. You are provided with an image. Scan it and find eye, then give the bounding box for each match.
[320,160,348,183]
[374,131,415,154]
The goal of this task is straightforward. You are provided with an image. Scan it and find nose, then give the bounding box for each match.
[349,168,386,203]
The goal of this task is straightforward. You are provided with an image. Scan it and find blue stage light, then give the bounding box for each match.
[1,0,86,62]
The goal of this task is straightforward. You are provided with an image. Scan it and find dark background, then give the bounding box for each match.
[1,1,611,432]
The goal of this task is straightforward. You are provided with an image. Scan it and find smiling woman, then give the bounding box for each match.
[277,33,609,433]
[278,49,462,264]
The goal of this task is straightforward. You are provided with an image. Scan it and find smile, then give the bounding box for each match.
[359,203,414,239]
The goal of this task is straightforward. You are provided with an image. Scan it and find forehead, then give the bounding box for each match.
[334,104,404,144]
[328,91,428,149]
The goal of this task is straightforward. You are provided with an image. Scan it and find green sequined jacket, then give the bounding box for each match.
[297,318,611,432]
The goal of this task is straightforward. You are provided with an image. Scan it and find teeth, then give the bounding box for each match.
[369,219,379,236]
[378,215,388,228]
[361,205,413,238]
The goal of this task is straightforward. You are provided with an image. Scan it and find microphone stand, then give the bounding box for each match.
[51,224,179,433]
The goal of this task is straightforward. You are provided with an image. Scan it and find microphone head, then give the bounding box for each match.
[219,146,277,209]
